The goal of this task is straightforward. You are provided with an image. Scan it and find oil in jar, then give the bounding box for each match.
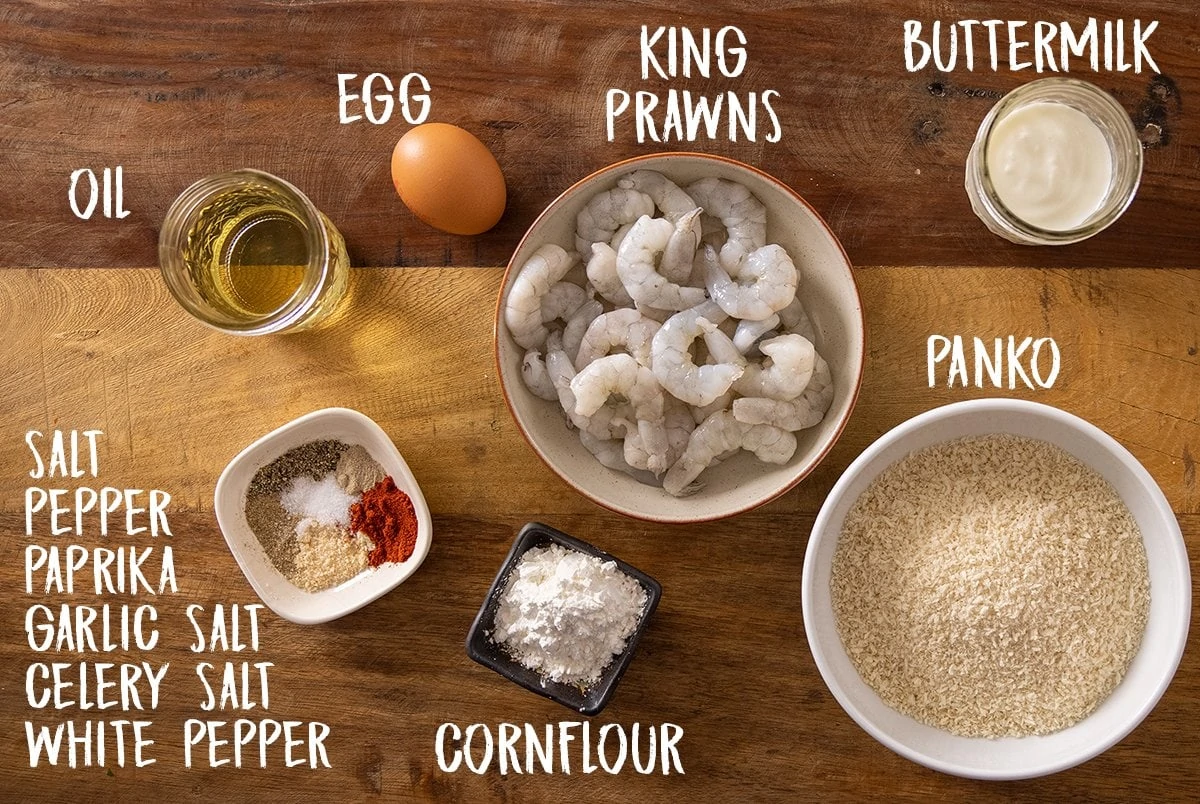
[180,187,311,319]
[161,170,350,334]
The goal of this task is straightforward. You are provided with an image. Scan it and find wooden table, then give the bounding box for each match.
[2,2,1197,801]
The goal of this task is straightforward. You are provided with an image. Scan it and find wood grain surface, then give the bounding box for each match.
[0,267,1197,802]
[2,1,1199,270]
[0,267,1197,517]
[3,0,1199,801]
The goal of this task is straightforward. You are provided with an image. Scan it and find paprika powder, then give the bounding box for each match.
[350,476,419,567]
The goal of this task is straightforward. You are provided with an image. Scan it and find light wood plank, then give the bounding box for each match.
[0,266,1196,800]
[1,267,1196,515]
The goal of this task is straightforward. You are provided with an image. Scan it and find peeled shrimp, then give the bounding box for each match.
[584,221,639,306]
[624,398,693,475]
[521,348,558,401]
[635,302,675,323]
[690,389,734,425]
[616,215,707,311]
[524,331,571,402]
[585,243,634,307]
[571,354,663,419]
[663,394,696,467]
[570,354,670,475]
[547,342,625,439]
[698,211,726,250]
[540,281,589,324]
[733,352,834,432]
[575,188,655,255]
[732,314,779,355]
[574,308,661,370]
[701,318,747,368]
[579,431,657,485]
[650,301,744,407]
[778,296,816,342]
[660,208,702,284]
[561,298,603,365]
[686,177,767,269]
[617,169,698,221]
[610,222,634,250]
[505,243,576,350]
[662,410,797,496]
[622,427,664,475]
[733,334,816,401]
[704,243,798,322]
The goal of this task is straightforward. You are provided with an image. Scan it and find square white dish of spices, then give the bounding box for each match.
[215,407,433,624]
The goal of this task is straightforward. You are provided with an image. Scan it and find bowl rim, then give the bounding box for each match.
[801,397,1191,779]
[493,151,865,523]
[465,521,663,715]
[213,406,434,624]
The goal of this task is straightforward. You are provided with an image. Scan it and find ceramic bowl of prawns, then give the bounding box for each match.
[494,153,865,523]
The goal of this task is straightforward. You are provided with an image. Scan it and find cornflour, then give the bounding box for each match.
[492,544,648,685]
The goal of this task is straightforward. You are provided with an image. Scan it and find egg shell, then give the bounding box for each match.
[391,123,507,236]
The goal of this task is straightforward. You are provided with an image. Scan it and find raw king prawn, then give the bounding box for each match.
[504,243,574,351]
[503,169,835,496]
[616,215,707,311]
[650,300,743,408]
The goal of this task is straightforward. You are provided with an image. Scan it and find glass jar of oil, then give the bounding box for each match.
[159,170,349,334]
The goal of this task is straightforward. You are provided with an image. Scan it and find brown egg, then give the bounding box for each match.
[391,123,507,236]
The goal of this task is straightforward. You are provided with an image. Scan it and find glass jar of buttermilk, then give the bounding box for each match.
[965,78,1142,246]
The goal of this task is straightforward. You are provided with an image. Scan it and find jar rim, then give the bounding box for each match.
[158,169,334,335]
[970,78,1143,245]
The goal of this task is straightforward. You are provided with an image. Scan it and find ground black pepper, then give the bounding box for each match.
[244,493,299,574]
[247,439,347,497]
[245,439,349,576]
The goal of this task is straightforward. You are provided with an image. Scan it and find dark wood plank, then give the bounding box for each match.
[2,509,1197,802]
[2,1,1198,270]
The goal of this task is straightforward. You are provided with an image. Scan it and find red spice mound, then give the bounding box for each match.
[350,476,418,567]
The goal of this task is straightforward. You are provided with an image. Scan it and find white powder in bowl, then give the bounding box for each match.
[492,544,649,686]
[280,472,359,528]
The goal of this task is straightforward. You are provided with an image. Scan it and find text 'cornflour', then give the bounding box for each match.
[436,722,684,775]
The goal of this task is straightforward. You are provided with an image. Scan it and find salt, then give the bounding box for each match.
[280,472,358,527]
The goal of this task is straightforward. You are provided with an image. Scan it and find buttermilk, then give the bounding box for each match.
[904,18,1160,74]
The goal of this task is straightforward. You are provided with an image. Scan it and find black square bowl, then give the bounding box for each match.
[466,522,662,716]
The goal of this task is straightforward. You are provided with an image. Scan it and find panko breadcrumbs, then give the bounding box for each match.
[831,433,1149,738]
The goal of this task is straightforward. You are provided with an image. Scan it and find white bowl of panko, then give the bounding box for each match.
[495,153,864,522]
[802,399,1190,779]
